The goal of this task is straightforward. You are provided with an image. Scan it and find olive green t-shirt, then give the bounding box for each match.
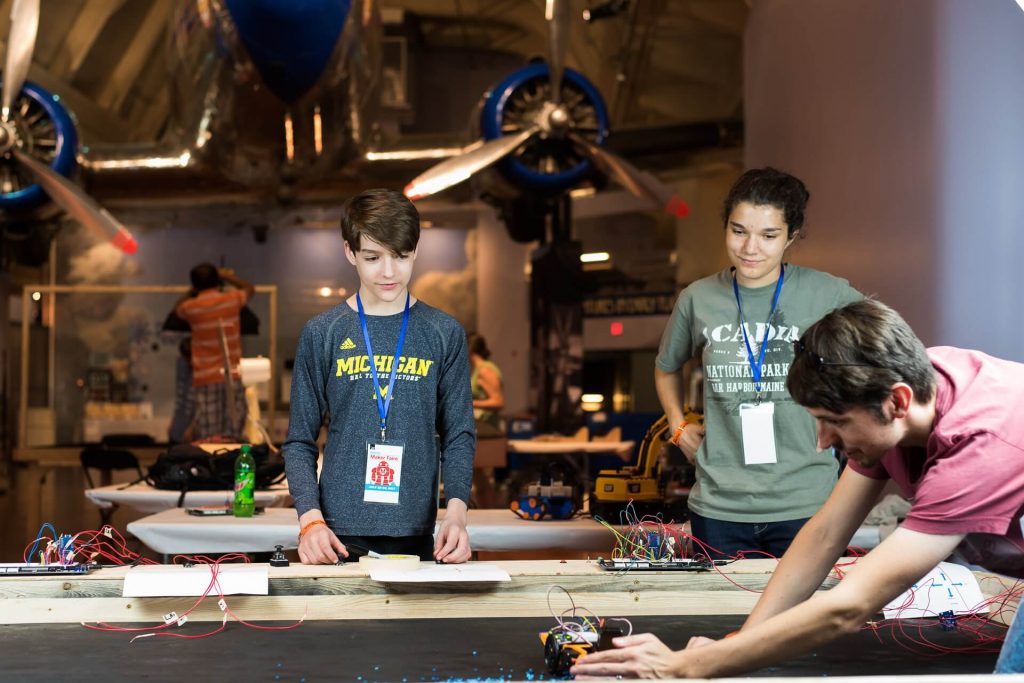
[656,265,862,522]
[472,359,504,437]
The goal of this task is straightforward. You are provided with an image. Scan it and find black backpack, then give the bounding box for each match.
[147,444,285,501]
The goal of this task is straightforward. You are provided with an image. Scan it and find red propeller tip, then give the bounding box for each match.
[112,230,138,255]
[666,196,690,219]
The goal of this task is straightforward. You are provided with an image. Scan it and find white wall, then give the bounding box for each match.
[746,0,1024,360]
[934,0,1024,358]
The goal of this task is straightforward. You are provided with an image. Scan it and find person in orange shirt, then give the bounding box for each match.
[174,263,254,440]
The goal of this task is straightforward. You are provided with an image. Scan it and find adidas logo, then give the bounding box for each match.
[340,338,356,350]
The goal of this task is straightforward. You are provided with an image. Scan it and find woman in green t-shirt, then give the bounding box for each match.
[655,167,862,559]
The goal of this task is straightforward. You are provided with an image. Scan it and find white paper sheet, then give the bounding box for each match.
[882,561,989,619]
[122,563,269,597]
[370,563,511,583]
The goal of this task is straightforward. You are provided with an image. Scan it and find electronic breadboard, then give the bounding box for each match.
[0,563,99,576]
[597,557,729,572]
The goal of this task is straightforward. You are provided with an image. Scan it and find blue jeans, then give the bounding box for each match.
[996,602,1024,673]
[689,511,810,560]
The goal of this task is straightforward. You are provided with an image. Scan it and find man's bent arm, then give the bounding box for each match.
[572,469,964,679]
[674,526,966,678]
[744,468,885,628]
[575,526,965,679]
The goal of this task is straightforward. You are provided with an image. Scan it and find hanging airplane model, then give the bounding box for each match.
[404,0,692,223]
[0,0,138,253]
[0,0,734,258]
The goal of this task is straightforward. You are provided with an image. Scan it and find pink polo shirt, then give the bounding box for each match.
[849,347,1024,577]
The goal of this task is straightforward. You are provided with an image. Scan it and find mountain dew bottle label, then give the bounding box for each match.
[233,444,256,517]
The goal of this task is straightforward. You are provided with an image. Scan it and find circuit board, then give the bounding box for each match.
[597,557,729,571]
[0,563,99,576]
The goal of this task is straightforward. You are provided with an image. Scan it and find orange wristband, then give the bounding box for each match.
[299,519,327,539]
[723,630,739,639]
[670,421,689,447]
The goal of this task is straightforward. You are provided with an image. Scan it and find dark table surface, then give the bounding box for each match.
[0,614,1001,682]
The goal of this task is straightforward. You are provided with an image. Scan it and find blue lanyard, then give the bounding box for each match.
[356,292,411,441]
[732,266,785,399]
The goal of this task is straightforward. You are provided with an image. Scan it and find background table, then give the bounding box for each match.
[506,439,635,498]
[85,481,291,513]
[506,439,634,458]
[126,508,619,556]
[125,505,882,557]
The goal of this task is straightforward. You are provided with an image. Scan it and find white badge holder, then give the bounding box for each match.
[739,402,777,465]
[363,441,405,504]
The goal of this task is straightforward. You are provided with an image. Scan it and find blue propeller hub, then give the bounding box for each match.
[225,0,351,103]
[480,63,609,194]
[0,80,78,212]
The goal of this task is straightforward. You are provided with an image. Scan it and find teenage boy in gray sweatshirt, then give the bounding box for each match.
[284,189,476,564]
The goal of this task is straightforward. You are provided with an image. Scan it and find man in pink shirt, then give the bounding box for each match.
[572,299,1022,679]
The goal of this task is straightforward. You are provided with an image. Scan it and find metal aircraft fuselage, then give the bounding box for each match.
[163,0,381,189]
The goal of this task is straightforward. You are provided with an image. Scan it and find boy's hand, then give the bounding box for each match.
[434,499,471,563]
[297,514,346,564]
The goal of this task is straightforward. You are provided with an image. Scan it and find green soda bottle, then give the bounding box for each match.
[233,444,256,517]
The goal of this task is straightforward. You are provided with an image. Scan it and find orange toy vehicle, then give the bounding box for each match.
[539,618,625,676]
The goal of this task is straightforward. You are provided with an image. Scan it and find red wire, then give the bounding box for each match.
[860,578,1021,655]
[82,552,306,641]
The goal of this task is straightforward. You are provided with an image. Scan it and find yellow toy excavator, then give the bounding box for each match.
[589,409,701,521]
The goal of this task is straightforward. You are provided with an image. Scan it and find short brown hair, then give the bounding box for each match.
[787,299,935,419]
[340,188,420,255]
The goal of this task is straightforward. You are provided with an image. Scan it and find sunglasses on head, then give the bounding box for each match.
[792,340,874,370]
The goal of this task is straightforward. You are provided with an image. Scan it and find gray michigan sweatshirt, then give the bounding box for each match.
[284,300,476,536]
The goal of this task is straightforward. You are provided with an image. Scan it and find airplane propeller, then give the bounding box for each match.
[404,127,539,201]
[404,0,689,219]
[0,0,138,254]
[546,0,569,107]
[2,0,37,123]
[567,132,689,218]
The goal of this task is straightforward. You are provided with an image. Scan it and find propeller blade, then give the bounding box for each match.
[404,127,538,200]
[2,0,40,122]
[569,132,690,218]
[545,0,569,105]
[13,149,138,254]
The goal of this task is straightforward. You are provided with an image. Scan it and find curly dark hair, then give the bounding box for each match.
[721,167,810,237]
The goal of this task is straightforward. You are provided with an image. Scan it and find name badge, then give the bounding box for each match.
[739,402,777,465]
[363,441,405,504]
